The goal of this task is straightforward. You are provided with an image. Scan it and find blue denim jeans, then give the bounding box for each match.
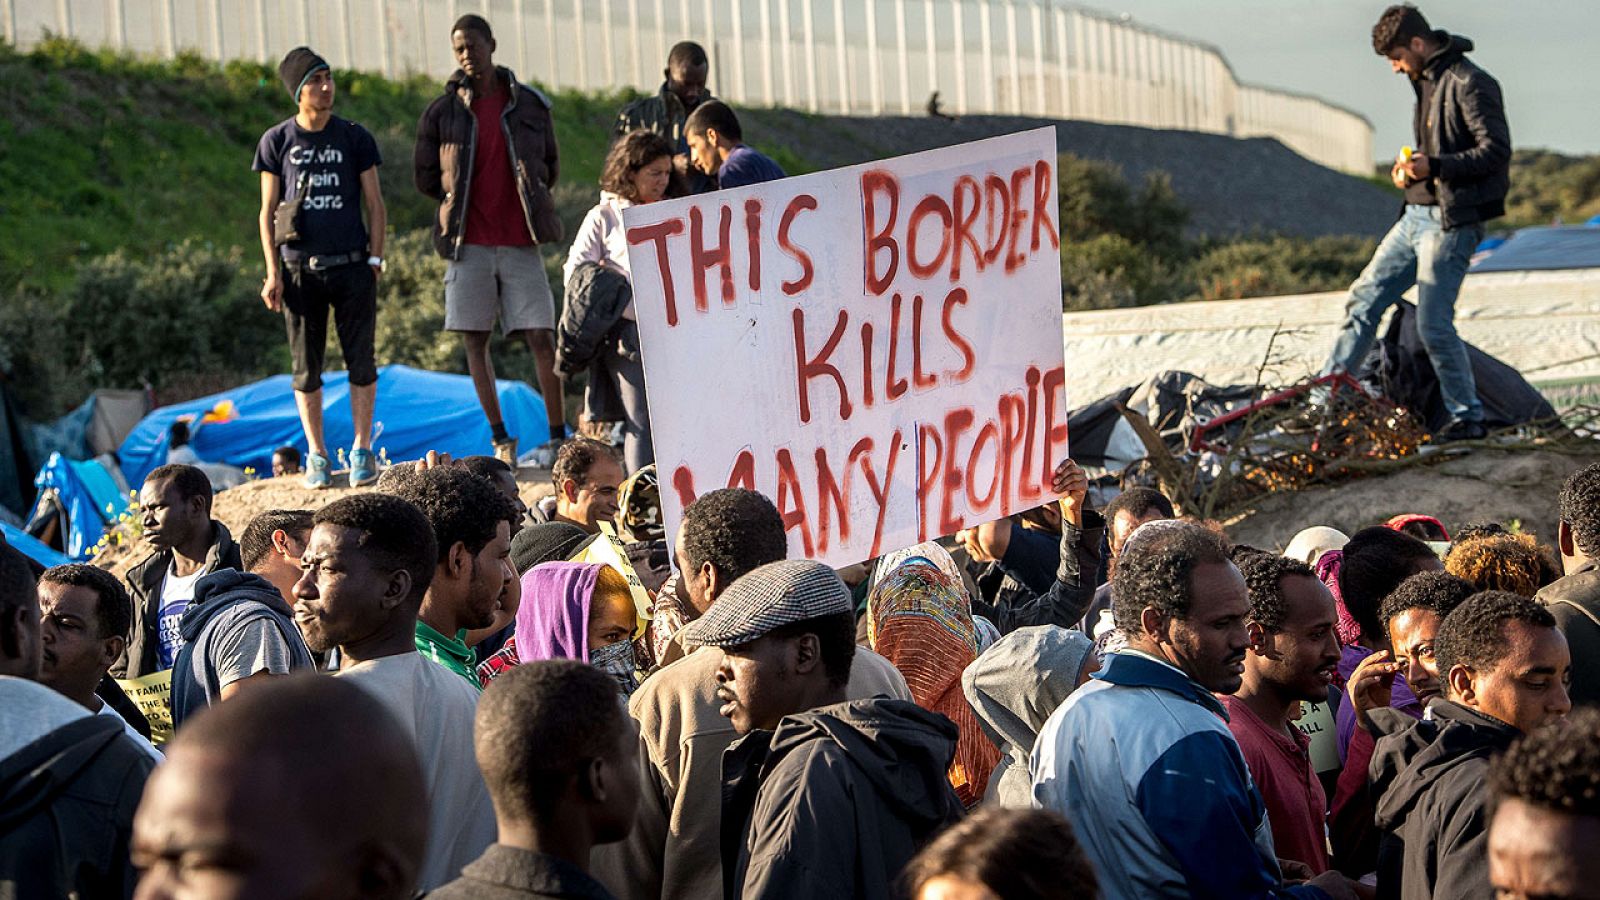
[1326,204,1484,423]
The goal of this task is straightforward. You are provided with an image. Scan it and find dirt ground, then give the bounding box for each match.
[1224,448,1596,551]
[93,465,557,577]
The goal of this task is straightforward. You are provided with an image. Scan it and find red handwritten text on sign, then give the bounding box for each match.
[624,128,1067,568]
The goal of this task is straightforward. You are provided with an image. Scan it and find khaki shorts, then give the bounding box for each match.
[444,244,555,333]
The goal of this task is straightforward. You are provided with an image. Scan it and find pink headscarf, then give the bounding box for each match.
[1314,549,1364,647]
[516,562,604,663]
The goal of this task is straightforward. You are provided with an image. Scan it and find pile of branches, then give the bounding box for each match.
[1119,380,1600,523]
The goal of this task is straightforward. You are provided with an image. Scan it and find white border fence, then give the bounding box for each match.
[4,0,1374,174]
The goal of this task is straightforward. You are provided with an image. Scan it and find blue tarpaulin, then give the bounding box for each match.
[29,452,131,560]
[3,520,72,569]
[119,365,550,488]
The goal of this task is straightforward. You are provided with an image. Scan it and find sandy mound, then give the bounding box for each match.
[94,466,556,578]
[1224,448,1595,550]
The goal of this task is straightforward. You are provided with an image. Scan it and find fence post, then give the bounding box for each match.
[574,0,588,89]
[1004,0,1019,114]
[831,0,847,113]
[759,0,774,105]
[977,0,993,112]
[780,0,796,106]
[628,0,641,87]
[166,0,178,55]
[1049,4,1062,116]
[894,0,909,115]
[601,0,615,87]
[1030,1,1043,116]
[54,0,69,38]
[923,0,937,106]
[546,0,560,88]
[951,0,965,112]
[653,0,666,81]
[802,0,818,111]
[376,0,392,75]
[865,0,882,114]
[730,0,746,103]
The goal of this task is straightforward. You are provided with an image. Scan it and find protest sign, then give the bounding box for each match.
[116,669,173,745]
[624,128,1067,568]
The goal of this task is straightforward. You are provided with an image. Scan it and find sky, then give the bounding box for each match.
[1101,0,1599,159]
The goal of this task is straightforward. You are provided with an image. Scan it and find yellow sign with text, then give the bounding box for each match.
[115,669,173,746]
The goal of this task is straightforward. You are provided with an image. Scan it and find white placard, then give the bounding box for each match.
[624,127,1068,568]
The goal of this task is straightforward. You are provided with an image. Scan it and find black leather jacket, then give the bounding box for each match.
[1410,32,1511,230]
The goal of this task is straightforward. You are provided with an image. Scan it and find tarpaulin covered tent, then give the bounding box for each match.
[1470,225,1600,273]
[3,520,72,569]
[26,452,131,560]
[119,365,551,488]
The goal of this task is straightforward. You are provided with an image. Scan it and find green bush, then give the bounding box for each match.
[1188,236,1375,301]
[61,241,286,391]
[1061,234,1184,311]
[1057,154,1189,247]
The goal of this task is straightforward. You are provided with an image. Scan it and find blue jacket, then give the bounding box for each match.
[1031,652,1328,900]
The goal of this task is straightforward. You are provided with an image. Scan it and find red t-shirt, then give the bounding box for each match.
[463,88,534,247]
[1222,695,1331,874]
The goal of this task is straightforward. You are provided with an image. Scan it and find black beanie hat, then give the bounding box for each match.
[279,47,329,102]
[510,522,593,575]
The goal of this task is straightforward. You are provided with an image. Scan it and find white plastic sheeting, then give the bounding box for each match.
[1060,268,1600,407]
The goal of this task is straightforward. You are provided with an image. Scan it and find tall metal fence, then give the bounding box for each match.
[4,0,1374,174]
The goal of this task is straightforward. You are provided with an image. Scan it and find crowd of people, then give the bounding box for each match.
[1,3,1562,898]
[6,439,1600,899]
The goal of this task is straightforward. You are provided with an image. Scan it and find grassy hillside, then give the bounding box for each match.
[0,38,743,289]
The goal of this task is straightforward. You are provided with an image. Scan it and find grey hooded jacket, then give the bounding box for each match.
[962,625,1096,807]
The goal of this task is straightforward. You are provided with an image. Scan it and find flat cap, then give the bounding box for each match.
[680,559,852,647]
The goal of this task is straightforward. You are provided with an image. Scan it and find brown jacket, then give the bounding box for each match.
[414,66,562,259]
[590,644,911,900]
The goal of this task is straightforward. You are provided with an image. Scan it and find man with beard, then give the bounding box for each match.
[1032,522,1363,899]
[389,465,519,688]
[293,493,496,890]
[1225,551,1343,875]
[116,464,241,679]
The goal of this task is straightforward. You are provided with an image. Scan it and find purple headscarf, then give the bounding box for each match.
[516,562,604,663]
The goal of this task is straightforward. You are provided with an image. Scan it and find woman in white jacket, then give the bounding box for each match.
[562,130,675,472]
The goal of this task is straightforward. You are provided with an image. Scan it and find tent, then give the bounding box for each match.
[119,365,551,488]
[26,452,132,560]
[1470,225,1600,273]
[3,520,72,569]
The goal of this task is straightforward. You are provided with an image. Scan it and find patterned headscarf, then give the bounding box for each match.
[868,561,999,808]
[1314,549,1365,647]
[871,541,967,591]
